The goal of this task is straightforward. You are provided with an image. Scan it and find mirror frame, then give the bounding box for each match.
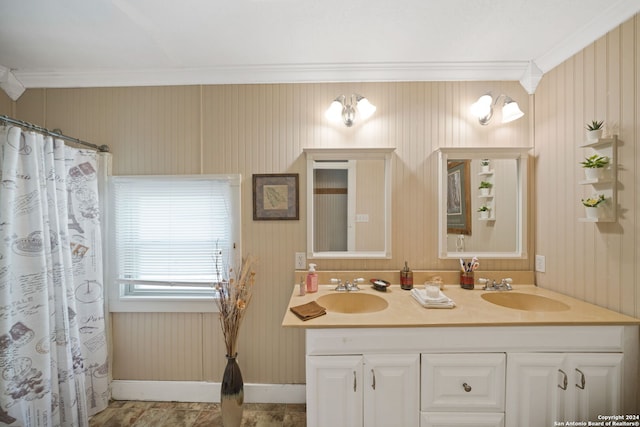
[304,147,395,259]
[436,146,531,259]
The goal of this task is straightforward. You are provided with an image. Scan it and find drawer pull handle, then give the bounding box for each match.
[558,369,568,390]
[462,382,472,392]
[353,371,357,392]
[371,369,376,390]
[575,368,586,390]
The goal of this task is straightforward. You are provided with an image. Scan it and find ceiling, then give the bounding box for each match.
[1,0,639,96]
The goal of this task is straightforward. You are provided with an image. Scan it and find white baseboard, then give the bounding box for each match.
[111,380,306,404]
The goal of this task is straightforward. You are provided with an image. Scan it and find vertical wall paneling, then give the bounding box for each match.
[15,76,542,385]
[535,14,639,318]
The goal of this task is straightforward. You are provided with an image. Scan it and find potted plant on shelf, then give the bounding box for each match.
[480,159,490,173]
[478,181,493,196]
[581,194,606,219]
[477,205,491,219]
[580,154,609,180]
[585,120,604,142]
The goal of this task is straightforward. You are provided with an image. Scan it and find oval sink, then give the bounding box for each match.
[316,293,389,314]
[481,292,570,312]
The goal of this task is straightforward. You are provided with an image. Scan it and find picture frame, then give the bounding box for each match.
[447,160,471,235]
[253,174,299,220]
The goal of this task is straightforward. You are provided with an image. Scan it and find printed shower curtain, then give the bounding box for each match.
[0,126,109,426]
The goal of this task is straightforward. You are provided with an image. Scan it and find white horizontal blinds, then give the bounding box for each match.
[112,176,233,286]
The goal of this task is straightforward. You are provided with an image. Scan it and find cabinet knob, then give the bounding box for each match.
[462,382,472,392]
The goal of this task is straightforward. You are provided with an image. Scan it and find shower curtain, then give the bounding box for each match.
[0,126,109,426]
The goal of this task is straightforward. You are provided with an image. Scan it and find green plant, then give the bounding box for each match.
[481,159,490,166]
[477,205,490,212]
[581,194,606,207]
[585,120,604,131]
[580,154,609,169]
[479,181,493,189]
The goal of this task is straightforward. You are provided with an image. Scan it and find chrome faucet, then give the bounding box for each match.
[346,278,364,292]
[479,277,513,291]
[331,277,364,292]
[331,278,347,292]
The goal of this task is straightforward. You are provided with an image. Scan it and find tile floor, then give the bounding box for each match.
[89,401,307,427]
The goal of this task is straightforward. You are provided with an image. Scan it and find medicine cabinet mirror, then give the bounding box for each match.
[305,147,394,259]
[436,147,531,259]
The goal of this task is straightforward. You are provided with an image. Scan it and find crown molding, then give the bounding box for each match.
[14,61,531,89]
[534,0,640,73]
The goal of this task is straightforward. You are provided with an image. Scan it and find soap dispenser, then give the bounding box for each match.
[400,261,414,290]
[306,263,318,293]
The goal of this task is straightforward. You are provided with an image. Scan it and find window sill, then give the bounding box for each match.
[108,295,220,313]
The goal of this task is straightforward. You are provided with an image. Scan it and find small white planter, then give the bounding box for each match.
[479,210,490,219]
[584,168,603,180]
[481,165,490,173]
[479,188,491,196]
[585,206,600,219]
[586,129,603,142]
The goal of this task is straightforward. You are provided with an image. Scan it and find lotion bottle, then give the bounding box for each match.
[306,263,318,293]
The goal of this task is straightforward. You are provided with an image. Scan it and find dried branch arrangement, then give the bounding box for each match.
[214,255,257,357]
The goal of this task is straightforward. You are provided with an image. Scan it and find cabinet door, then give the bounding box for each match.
[506,353,565,427]
[364,354,420,427]
[306,355,363,427]
[567,353,622,421]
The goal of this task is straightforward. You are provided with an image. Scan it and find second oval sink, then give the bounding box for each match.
[481,292,570,312]
[316,293,389,314]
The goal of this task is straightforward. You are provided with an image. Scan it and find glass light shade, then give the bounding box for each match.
[502,100,524,123]
[470,95,493,118]
[325,100,344,122]
[356,97,376,120]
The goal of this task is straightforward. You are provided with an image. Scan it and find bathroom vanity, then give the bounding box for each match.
[282,277,640,427]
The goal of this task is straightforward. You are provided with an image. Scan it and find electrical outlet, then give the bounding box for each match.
[295,252,306,270]
[535,255,546,273]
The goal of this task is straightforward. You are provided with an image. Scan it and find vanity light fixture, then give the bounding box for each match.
[470,93,524,126]
[325,94,376,127]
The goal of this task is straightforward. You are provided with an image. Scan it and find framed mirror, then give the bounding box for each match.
[436,147,531,259]
[304,147,394,259]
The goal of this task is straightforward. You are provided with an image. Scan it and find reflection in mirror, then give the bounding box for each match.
[305,148,394,259]
[437,147,531,259]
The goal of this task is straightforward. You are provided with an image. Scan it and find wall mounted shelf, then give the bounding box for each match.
[578,136,617,223]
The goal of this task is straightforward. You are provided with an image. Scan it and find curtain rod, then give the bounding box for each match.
[0,115,110,152]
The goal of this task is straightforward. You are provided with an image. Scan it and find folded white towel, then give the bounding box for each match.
[411,288,456,309]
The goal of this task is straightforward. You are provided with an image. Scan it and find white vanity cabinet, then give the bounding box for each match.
[306,353,419,427]
[304,325,638,427]
[506,352,623,426]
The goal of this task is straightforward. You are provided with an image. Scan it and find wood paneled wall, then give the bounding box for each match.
[7,80,531,384]
[534,14,639,319]
[2,15,637,387]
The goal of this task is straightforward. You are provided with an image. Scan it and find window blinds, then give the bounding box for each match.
[112,175,239,286]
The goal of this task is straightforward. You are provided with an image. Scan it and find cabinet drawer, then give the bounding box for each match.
[421,353,505,412]
[420,412,504,427]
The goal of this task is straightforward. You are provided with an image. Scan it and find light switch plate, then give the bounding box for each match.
[535,255,546,273]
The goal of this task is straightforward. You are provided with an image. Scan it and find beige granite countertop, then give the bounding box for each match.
[282,282,640,328]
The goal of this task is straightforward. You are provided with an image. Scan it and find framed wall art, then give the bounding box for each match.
[252,174,299,220]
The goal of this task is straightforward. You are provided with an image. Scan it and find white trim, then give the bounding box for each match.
[110,380,306,404]
[15,61,531,89]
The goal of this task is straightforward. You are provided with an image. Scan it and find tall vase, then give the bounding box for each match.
[221,354,244,427]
